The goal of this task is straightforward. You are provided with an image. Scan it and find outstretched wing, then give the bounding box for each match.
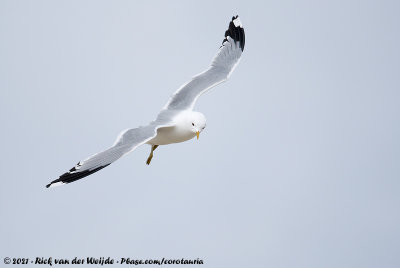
[46,118,174,188]
[164,15,245,111]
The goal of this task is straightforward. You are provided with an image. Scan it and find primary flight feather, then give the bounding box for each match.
[46,15,245,188]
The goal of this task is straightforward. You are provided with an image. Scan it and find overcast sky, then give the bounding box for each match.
[1,0,399,267]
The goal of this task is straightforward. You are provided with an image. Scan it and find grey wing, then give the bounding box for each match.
[46,119,174,188]
[164,16,245,111]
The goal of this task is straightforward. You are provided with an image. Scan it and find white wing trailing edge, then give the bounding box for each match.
[46,115,176,188]
[46,126,153,188]
[164,15,245,111]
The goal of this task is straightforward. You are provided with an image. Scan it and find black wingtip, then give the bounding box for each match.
[222,15,245,52]
[46,164,111,188]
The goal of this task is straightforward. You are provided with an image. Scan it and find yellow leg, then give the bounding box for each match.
[146,145,158,165]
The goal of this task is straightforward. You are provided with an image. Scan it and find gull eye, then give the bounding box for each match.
[192,123,195,126]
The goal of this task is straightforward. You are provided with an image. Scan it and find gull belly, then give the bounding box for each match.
[147,126,196,146]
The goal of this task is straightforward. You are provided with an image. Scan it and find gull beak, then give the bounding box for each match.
[196,131,200,140]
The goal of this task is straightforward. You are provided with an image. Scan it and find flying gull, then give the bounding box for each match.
[46,15,245,188]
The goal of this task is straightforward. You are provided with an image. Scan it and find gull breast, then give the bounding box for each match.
[147,125,195,145]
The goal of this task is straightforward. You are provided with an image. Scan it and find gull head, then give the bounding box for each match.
[189,111,206,139]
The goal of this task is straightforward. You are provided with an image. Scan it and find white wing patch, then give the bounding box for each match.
[233,17,242,27]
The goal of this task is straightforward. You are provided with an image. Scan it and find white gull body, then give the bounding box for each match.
[147,111,206,145]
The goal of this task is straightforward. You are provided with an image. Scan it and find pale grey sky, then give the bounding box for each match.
[1,0,399,267]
